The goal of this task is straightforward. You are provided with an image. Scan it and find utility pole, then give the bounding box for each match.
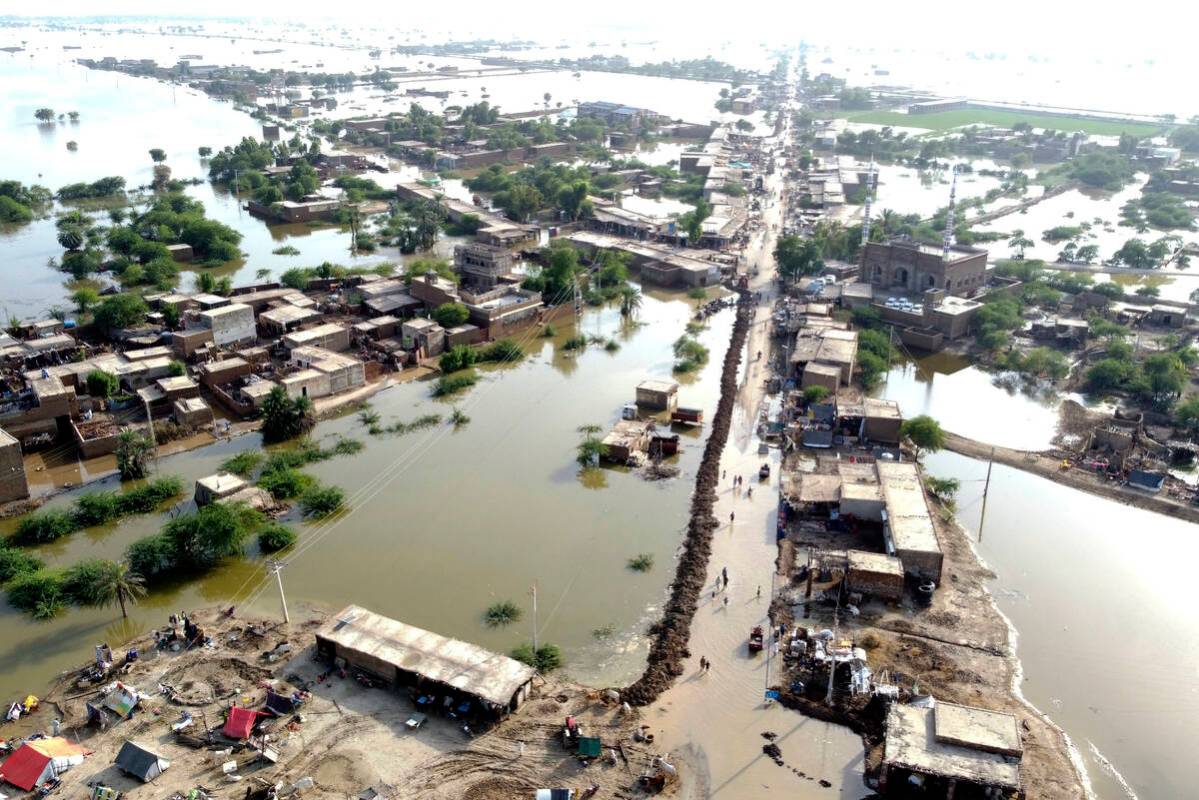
[531,582,539,655]
[977,447,995,542]
[143,395,158,472]
[269,560,290,624]
[764,570,776,696]
[825,601,840,706]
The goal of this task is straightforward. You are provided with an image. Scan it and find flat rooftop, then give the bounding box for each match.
[935,702,1023,757]
[884,704,1021,790]
[877,461,940,556]
[200,302,253,319]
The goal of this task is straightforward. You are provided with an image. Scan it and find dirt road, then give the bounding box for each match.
[647,120,870,799]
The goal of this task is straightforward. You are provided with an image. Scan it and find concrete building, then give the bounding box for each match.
[198,303,256,347]
[400,319,446,358]
[636,379,679,411]
[881,702,1022,796]
[281,347,366,400]
[259,304,322,336]
[862,239,989,297]
[846,550,904,602]
[281,323,351,354]
[862,398,903,445]
[173,397,214,428]
[877,461,943,582]
[0,428,29,504]
[454,243,515,289]
[790,328,857,386]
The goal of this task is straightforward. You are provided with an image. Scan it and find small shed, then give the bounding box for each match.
[114,741,170,782]
[195,473,248,506]
[801,362,840,394]
[635,379,679,411]
[846,550,904,601]
[862,398,903,445]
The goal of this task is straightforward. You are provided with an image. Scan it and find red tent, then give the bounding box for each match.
[0,738,91,790]
[222,707,262,740]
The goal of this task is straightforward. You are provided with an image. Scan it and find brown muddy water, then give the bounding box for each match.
[925,450,1199,800]
[0,292,733,700]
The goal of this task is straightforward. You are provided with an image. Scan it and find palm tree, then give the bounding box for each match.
[255,268,271,281]
[94,560,147,618]
[57,227,84,251]
[619,286,642,318]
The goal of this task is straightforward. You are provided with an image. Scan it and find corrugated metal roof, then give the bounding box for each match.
[316,605,535,707]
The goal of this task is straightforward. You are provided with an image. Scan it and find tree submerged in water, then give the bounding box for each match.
[511,642,562,673]
[483,600,521,627]
[576,424,606,466]
[261,386,315,443]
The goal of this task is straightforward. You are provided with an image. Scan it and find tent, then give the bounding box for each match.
[114,741,170,783]
[0,738,92,790]
[222,707,262,740]
[102,683,142,718]
[263,691,296,717]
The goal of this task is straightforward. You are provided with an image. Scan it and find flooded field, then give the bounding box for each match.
[926,449,1199,800]
[0,291,734,703]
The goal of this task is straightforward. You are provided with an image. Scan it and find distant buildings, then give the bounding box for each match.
[577,100,664,129]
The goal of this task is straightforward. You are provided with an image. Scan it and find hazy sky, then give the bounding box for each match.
[7,1,1193,57]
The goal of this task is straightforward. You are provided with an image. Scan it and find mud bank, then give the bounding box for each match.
[622,295,753,706]
[943,430,1199,524]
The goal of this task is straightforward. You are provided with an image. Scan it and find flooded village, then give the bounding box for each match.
[0,10,1198,800]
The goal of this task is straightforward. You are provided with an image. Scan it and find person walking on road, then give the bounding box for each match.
[722,566,728,586]
[729,511,735,526]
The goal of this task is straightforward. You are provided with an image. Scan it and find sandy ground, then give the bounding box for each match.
[34,607,675,800]
[645,120,870,800]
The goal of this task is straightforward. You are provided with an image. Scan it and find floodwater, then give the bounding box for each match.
[874,352,1063,451]
[0,291,734,702]
[925,449,1199,800]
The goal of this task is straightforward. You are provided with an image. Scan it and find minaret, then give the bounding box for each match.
[942,166,958,262]
[860,155,876,247]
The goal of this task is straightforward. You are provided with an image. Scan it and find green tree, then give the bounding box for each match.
[93,294,148,331]
[85,369,118,398]
[900,415,946,459]
[149,148,167,163]
[619,285,642,318]
[115,430,154,480]
[71,286,100,316]
[1174,396,1199,431]
[198,146,213,157]
[90,560,147,618]
[496,183,543,222]
[261,386,315,443]
[34,108,55,122]
[432,302,470,328]
[774,235,824,280]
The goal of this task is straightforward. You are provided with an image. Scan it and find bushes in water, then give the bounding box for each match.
[440,339,524,374]
[0,547,44,582]
[673,335,710,374]
[221,451,264,477]
[8,476,183,544]
[60,558,111,606]
[627,553,655,572]
[484,600,522,627]
[6,570,65,614]
[511,642,563,673]
[256,468,314,500]
[433,372,478,397]
[257,523,297,553]
[11,509,77,544]
[300,486,344,519]
[127,502,263,584]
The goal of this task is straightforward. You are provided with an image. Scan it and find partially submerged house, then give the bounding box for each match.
[636,379,679,411]
[315,605,536,718]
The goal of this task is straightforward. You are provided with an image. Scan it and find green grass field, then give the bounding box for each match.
[837,109,1164,138]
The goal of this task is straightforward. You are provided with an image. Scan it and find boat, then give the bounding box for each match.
[748,626,764,653]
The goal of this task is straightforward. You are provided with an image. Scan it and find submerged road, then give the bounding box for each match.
[649,114,869,799]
